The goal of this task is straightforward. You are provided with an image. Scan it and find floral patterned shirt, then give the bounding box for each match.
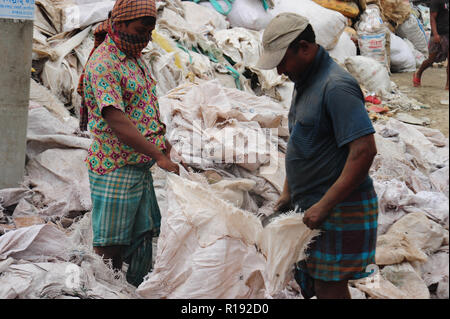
[83,34,167,175]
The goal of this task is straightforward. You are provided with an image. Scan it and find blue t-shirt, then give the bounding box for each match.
[286,46,375,211]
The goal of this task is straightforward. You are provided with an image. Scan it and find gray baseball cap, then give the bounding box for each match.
[256,13,310,70]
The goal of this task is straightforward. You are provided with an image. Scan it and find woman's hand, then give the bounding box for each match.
[157,156,180,175]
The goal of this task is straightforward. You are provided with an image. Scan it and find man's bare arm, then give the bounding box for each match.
[274,178,291,212]
[303,134,377,229]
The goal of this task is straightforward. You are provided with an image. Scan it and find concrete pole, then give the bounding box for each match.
[0,18,34,189]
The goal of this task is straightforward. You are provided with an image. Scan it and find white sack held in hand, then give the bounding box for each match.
[136,172,319,298]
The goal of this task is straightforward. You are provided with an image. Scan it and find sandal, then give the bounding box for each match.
[413,73,421,87]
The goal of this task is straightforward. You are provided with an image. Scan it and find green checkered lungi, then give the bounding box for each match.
[88,162,161,286]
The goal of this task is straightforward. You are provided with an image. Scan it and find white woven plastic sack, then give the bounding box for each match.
[380,263,430,299]
[62,1,115,32]
[270,0,347,50]
[200,0,274,31]
[357,4,385,33]
[213,27,262,67]
[357,30,390,68]
[24,148,91,217]
[396,13,429,56]
[375,212,448,265]
[328,31,357,65]
[404,39,426,68]
[413,250,449,299]
[344,56,392,97]
[181,1,230,32]
[159,80,288,171]
[136,172,319,298]
[41,26,92,105]
[0,219,141,299]
[356,4,390,68]
[0,224,69,262]
[390,32,416,73]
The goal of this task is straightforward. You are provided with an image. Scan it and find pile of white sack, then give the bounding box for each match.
[0,0,447,299]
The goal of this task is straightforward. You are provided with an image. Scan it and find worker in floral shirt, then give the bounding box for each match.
[77,0,182,286]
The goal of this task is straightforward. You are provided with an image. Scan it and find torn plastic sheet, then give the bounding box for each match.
[0,220,140,299]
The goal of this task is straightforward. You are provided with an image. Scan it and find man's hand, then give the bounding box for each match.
[274,192,291,212]
[303,203,329,230]
[303,134,377,230]
[274,179,292,212]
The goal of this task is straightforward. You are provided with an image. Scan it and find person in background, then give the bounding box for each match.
[256,13,378,299]
[413,0,449,90]
[77,0,184,286]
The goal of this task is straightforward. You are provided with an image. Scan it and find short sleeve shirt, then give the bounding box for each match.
[286,47,375,210]
[431,0,449,35]
[83,34,167,175]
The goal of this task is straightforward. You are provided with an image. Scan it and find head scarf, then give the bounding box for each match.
[77,0,157,131]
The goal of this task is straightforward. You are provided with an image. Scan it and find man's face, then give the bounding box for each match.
[276,43,311,83]
[116,16,155,38]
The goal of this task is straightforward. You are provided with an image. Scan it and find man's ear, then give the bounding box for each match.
[297,40,310,53]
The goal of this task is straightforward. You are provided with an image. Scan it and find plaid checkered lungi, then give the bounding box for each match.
[297,188,379,283]
[88,162,161,286]
[88,162,161,247]
[429,34,449,64]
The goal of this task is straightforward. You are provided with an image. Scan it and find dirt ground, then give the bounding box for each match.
[390,65,449,137]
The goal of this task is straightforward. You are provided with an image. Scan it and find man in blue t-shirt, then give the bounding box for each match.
[256,13,378,299]
[414,0,449,90]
